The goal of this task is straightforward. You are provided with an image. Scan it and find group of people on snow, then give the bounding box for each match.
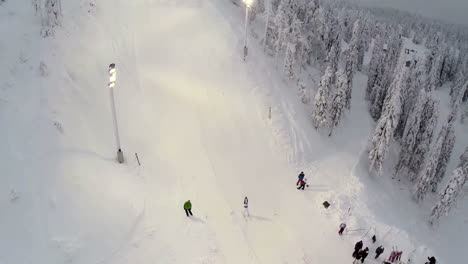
[353,240,369,263]
[351,239,436,264]
[183,172,437,264]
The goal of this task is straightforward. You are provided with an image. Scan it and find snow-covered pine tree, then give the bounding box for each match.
[369,66,407,177]
[395,60,425,140]
[282,13,302,80]
[299,1,320,66]
[449,65,467,106]
[463,104,468,123]
[42,0,61,37]
[273,0,296,59]
[297,80,309,104]
[354,21,365,72]
[414,111,456,201]
[429,163,468,224]
[342,60,353,110]
[347,19,362,74]
[366,26,402,121]
[366,25,385,101]
[263,1,277,55]
[427,43,449,91]
[431,114,457,192]
[283,42,296,80]
[328,71,347,136]
[32,0,42,15]
[414,147,440,202]
[326,44,340,83]
[341,20,362,110]
[312,66,334,129]
[325,15,341,58]
[366,31,388,119]
[395,90,439,181]
[45,0,61,26]
[458,146,468,168]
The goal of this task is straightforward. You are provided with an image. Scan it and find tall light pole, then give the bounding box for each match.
[243,0,253,61]
[108,63,124,163]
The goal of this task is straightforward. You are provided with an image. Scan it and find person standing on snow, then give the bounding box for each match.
[184,200,193,217]
[243,196,249,217]
[375,246,384,259]
[426,256,436,264]
[353,240,363,258]
[297,177,307,190]
[297,171,305,185]
[359,247,369,263]
[338,223,346,235]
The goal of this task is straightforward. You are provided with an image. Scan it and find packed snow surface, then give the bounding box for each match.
[0,0,467,263]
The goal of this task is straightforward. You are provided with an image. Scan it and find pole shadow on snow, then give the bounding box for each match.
[60,148,115,162]
[189,216,206,223]
[249,215,272,221]
[305,185,331,192]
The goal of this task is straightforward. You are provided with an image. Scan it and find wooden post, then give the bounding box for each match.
[135,152,141,166]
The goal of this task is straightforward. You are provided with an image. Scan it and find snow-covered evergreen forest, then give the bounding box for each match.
[243,0,468,223]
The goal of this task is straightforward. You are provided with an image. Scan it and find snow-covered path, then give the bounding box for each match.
[96,1,352,263]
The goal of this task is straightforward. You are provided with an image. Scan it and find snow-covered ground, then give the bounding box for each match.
[0,0,467,263]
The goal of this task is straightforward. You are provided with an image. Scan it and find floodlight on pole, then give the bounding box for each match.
[108,63,124,164]
[242,0,254,61]
[243,0,253,8]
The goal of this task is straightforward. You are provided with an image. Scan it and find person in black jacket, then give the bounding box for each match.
[426,256,436,264]
[375,246,384,259]
[359,247,369,263]
[353,240,363,258]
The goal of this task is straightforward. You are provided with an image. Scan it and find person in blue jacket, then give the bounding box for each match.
[297,171,305,185]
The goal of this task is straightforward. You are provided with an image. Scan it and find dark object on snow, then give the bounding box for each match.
[372,235,376,243]
[375,246,384,259]
[322,201,330,208]
[358,247,369,263]
[426,256,436,264]
[354,240,363,251]
[338,223,346,235]
[353,240,363,258]
[297,179,307,190]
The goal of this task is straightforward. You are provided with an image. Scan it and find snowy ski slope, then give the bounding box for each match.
[0,0,467,263]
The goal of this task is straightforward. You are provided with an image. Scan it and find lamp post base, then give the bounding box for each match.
[117,149,125,164]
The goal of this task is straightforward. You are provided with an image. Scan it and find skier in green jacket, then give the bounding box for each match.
[184,200,193,217]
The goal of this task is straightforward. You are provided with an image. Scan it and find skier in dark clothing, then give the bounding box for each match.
[184,200,193,217]
[338,223,346,235]
[353,240,363,258]
[375,246,384,259]
[359,247,369,263]
[426,256,436,264]
[372,235,376,243]
[297,171,305,185]
[297,177,307,190]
